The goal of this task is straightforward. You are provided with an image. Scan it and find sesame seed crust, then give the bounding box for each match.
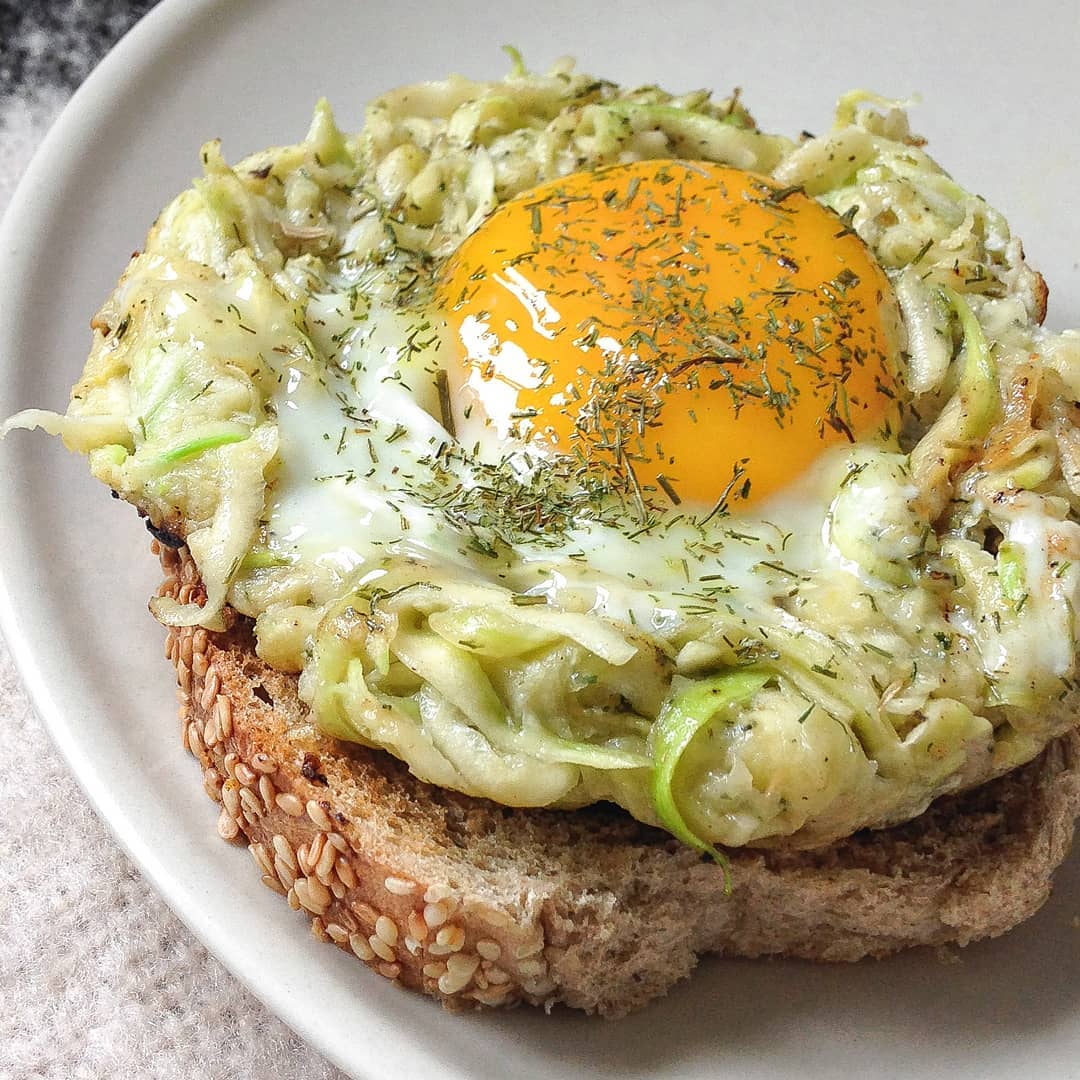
[155,545,1080,1016]
[159,546,548,1011]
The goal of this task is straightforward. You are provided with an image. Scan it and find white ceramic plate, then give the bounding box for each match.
[2,1,1079,1076]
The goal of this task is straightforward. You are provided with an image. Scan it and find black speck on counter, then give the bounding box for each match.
[0,0,162,106]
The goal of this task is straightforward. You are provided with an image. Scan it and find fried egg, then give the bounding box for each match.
[264,158,905,631]
[441,160,901,510]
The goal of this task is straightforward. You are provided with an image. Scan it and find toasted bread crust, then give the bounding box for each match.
[158,545,1080,1016]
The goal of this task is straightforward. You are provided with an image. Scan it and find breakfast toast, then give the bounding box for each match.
[161,543,1080,1016]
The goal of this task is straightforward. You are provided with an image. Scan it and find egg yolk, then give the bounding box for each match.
[438,160,901,513]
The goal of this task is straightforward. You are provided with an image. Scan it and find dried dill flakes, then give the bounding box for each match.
[511,593,548,606]
[435,369,456,438]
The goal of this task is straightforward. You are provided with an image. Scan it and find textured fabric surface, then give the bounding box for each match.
[0,644,344,1080]
[0,3,345,1077]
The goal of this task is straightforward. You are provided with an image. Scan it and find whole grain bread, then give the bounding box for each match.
[158,544,1080,1016]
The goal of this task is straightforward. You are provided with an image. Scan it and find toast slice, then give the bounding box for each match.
[158,543,1080,1016]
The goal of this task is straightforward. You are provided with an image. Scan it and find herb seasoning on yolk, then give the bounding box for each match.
[438,159,902,515]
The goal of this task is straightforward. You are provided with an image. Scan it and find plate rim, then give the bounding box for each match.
[2,4,1079,1078]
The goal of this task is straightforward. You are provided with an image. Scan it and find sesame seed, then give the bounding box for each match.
[223,752,240,780]
[239,786,262,821]
[446,953,480,979]
[478,908,511,929]
[275,792,304,817]
[378,962,401,981]
[427,943,454,956]
[438,955,479,996]
[330,880,347,900]
[199,670,221,713]
[326,922,349,944]
[295,878,330,915]
[375,916,399,947]
[235,762,257,787]
[216,808,239,841]
[272,834,297,870]
[369,935,395,963]
[215,696,233,738]
[310,918,329,943]
[486,967,511,985]
[296,843,313,877]
[476,939,501,961]
[249,842,273,877]
[315,841,337,885]
[471,986,512,1007]
[258,775,277,813]
[435,925,465,952]
[221,781,240,817]
[202,710,220,748]
[306,876,331,906]
[404,936,421,955]
[306,799,333,831]
[423,962,447,979]
[424,884,454,904]
[384,876,417,896]
[187,721,204,757]
[293,879,315,912]
[437,972,465,995]
[335,857,357,889]
[349,933,374,961]
[260,874,286,896]
[274,857,296,890]
[522,976,557,998]
[203,767,223,803]
[407,911,428,942]
[326,832,348,854]
[352,901,378,927]
[251,752,277,774]
[424,901,450,928]
[286,887,301,912]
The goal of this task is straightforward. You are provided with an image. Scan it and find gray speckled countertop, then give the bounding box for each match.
[0,4,344,1076]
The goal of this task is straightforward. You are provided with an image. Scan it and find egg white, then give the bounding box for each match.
[258,260,863,635]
